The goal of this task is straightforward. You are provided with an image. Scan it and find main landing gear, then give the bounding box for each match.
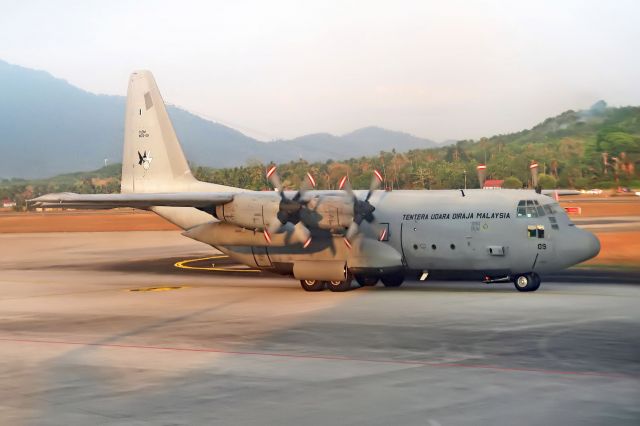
[300,272,406,292]
[299,276,353,292]
[512,272,541,292]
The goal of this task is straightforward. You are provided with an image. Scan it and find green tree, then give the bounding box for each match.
[503,176,523,189]
[537,173,557,189]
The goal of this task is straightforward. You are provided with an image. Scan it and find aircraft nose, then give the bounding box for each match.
[577,229,600,263]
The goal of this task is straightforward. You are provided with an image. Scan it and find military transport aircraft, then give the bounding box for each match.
[32,71,600,293]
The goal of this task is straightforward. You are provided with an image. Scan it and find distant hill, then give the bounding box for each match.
[0,60,438,178]
[3,101,638,205]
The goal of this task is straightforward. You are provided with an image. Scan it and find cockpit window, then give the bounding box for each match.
[517,200,541,217]
[525,200,538,218]
[543,202,560,215]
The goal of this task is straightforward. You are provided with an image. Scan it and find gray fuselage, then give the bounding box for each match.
[179,188,600,279]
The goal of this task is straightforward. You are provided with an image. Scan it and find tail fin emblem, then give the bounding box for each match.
[137,151,153,170]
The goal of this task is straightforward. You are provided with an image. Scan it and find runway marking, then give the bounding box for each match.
[0,336,635,380]
[128,286,187,292]
[174,255,260,273]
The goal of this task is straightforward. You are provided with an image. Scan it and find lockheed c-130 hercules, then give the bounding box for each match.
[32,71,600,292]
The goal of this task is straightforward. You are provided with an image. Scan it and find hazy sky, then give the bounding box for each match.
[1,0,639,141]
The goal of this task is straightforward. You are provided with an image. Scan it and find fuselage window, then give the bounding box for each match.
[379,223,390,241]
[517,200,527,217]
[525,200,538,218]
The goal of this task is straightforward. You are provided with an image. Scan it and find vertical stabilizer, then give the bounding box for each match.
[121,71,197,193]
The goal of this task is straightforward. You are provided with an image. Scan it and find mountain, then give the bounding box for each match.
[0,60,438,178]
[3,102,638,204]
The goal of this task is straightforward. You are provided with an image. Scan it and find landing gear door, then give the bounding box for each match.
[252,246,272,268]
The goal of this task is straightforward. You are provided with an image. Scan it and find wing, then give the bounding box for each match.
[541,189,581,197]
[29,192,235,210]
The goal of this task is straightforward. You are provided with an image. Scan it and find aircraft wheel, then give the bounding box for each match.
[381,274,404,287]
[530,273,541,291]
[300,279,325,292]
[513,273,540,292]
[355,275,378,287]
[327,277,353,292]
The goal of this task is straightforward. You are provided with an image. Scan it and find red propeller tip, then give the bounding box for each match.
[378,228,388,241]
[306,172,317,188]
[339,176,348,190]
[263,229,272,244]
[266,166,277,178]
[373,170,383,182]
[343,238,352,249]
[303,237,312,249]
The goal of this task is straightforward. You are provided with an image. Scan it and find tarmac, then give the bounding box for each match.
[0,231,638,425]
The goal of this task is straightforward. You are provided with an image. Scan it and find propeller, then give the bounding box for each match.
[339,170,383,247]
[264,166,315,247]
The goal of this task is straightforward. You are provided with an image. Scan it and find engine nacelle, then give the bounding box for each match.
[215,193,281,231]
[303,195,354,231]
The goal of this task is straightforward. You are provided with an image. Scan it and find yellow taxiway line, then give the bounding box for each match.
[174,255,260,273]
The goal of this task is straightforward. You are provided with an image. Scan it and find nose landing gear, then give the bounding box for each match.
[513,273,541,292]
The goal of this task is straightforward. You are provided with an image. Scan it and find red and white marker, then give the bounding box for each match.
[477,164,487,170]
[303,236,312,249]
[339,175,348,190]
[343,238,352,249]
[379,227,388,241]
[530,162,539,169]
[263,229,272,244]
[373,169,383,182]
[266,165,277,178]
[306,172,317,188]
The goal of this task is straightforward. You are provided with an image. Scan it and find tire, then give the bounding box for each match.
[355,275,378,287]
[513,273,540,292]
[530,273,541,291]
[381,274,404,287]
[327,277,353,292]
[300,279,325,292]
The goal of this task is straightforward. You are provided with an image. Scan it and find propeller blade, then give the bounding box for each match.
[263,229,272,244]
[365,169,383,201]
[339,175,356,198]
[266,165,283,193]
[345,221,359,241]
[343,237,352,249]
[298,172,317,196]
[530,161,539,188]
[293,222,312,248]
[267,219,283,235]
[370,169,383,192]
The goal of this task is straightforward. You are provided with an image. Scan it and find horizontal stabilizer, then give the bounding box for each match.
[30,192,234,209]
